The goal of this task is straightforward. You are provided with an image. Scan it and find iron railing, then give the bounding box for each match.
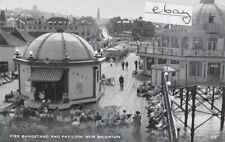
[162,72,179,142]
[171,78,225,88]
[137,46,225,58]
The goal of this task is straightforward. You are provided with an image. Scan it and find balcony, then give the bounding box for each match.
[137,46,225,58]
[171,78,225,88]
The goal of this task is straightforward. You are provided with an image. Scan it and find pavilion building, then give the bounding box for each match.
[137,0,225,86]
[13,32,103,109]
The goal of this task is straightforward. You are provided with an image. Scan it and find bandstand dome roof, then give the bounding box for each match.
[193,0,225,26]
[22,32,95,61]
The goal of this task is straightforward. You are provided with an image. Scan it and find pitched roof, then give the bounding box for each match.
[0,27,34,42]
[13,29,34,42]
[0,30,26,47]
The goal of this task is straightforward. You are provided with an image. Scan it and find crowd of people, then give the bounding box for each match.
[145,93,168,135]
[66,106,145,136]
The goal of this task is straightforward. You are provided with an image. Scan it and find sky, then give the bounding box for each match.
[0,0,225,18]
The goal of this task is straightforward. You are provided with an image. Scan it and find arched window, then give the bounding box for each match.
[182,37,189,49]
[162,37,169,47]
[193,37,204,49]
[171,37,178,48]
[208,37,217,50]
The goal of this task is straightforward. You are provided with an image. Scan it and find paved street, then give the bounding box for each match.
[98,52,151,142]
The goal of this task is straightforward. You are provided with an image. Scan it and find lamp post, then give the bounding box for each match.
[29,51,33,60]
[14,49,21,94]
[94,51,98,61]
[100,48,104,57]
[15,49,20,58]
[64,52,70,61]
[137,40,141,53]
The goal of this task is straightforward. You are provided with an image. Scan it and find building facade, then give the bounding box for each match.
[137,0,225,86]
[24,16,98,42]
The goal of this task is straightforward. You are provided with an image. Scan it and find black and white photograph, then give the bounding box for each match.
[0,0,225,142]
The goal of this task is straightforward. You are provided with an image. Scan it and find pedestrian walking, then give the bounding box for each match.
[119,75,124,90]
[94,112,102,128]
[132,111,141,134]
[134,60,138,70]
[121,61,125,70]
[125,61,128,70]
[110,58,113,67]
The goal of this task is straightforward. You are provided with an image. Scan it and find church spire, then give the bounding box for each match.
[97,7,100,19]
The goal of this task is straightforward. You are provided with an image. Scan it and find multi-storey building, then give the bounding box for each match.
[24,16,98,42]
[137,0,225,85]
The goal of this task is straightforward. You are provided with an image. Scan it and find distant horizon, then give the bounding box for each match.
[0,0,225,19]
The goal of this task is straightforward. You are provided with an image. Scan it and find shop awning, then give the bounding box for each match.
[28,68,63,82]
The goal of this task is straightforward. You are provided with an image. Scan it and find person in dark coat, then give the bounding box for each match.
[132,111,141,134]
[121,61,125,70]
[134,60,138,70]
[125,61,129,70]
[119,75,124,89]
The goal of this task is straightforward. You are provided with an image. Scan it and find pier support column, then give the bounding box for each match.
[211,86,215,110]
[180,88,183,110]
[191,86,196,142]
[184,88,189,129]
[220,87,225,131]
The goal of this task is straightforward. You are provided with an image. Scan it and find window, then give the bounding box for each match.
[0,61,8,73]
[208,38,217,50]
[162,37,169,47]
[193,37,204,49]
[189,61,202,76]
[170,60,179,64]
[171,37,178,48]
[146,58,154,70]
[172,72,176,77]
[158,58,167,64]
[182,37,189,49]
[209,14,215,23]
[97,70,99,82]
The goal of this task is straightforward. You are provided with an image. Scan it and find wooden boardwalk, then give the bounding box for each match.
[98,53,147,114]
[95,53,160,142]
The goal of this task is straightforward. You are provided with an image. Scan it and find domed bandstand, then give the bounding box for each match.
[137,0,225,141]
[13,32,103,110]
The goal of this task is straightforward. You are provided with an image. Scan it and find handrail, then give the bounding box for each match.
[162,72,179,142]
[171,78,225,87]
[137,46,225,58]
